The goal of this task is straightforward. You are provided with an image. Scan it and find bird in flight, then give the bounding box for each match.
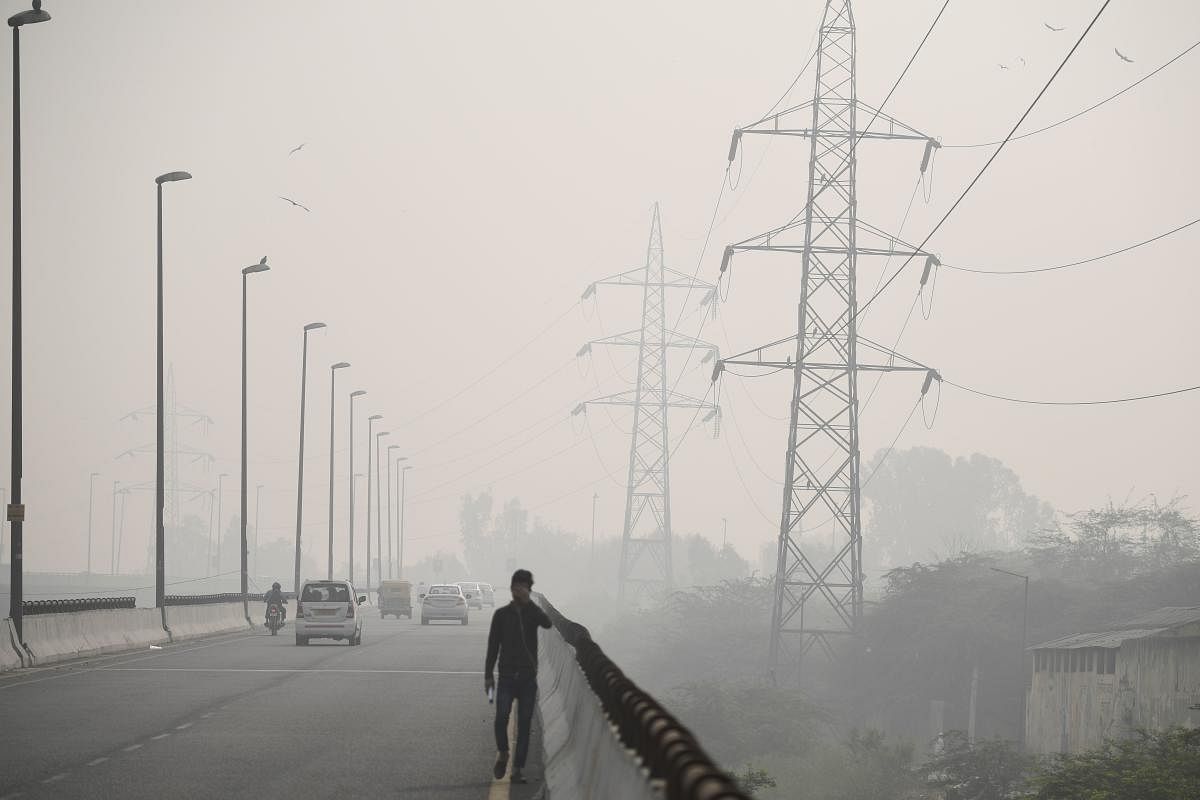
[1044,23,1064,32]
[288,143,306,156]
[998,63,1009,70]
[279,196,311,212]
[1114,48,1134,63]
[1018,56,1027,66]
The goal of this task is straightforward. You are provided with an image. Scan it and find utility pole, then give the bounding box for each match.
[574,204,720,605]
[716,0,940,680]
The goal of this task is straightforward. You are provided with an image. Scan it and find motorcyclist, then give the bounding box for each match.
[263,581,287,626]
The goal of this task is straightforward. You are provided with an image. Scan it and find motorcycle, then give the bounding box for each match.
[266,602,285,635]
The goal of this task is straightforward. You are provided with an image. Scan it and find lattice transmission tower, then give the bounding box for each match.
[716,0,940,676]
[574,204,720,604]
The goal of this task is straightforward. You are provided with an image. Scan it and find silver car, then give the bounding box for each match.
[455,581,484,610]
[295,580,366,645]
[420,584,469,625]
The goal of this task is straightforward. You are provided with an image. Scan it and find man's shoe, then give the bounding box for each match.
[493,752,508,780]
[511,768,527,784]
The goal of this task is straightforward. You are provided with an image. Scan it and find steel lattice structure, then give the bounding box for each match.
[717,0,939,676]
[575,204,720,604]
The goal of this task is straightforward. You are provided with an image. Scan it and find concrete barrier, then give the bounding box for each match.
[537,623,659,800]
[164,601,253,642]
[1,618,25,672]
[21,608,169,666]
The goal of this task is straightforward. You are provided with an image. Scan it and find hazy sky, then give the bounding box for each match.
[0,0,1195,578]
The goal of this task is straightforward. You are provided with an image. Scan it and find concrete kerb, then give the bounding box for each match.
[164,601,254,642]
[1,618,26,672]
[21,608,170,666]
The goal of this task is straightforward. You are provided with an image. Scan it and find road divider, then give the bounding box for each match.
[21,608,169,666]
[164,601,252,642]
[2,618,26,671]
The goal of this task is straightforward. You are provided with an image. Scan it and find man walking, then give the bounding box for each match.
[485,569,552,783]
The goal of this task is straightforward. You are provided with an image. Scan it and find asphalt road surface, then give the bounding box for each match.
[0,609,544,799]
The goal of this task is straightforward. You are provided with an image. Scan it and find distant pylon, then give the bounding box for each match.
[574,204,721,604]
[716,0,941,677]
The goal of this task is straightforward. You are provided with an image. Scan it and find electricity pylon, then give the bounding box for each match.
[574,203,720,604]
[119,365,214,528]
[715,0,940,677]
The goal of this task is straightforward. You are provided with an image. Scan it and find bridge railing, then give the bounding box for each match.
[539,594,749,800]
[22,597,136,615]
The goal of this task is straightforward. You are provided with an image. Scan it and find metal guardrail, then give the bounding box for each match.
[22,597,136,615]
[164,592,295,606]
[540,596,750,800]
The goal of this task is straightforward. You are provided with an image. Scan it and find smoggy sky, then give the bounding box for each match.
[0,0,1195,577]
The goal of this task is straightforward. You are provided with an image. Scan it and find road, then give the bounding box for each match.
[0,609,543,799]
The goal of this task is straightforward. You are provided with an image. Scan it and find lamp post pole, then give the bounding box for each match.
[365,415,382,590]
[152,168,192,610]
[292,322,326,592]
[399,465,412,577]
[241,259,269,613]
[86,472,99,578]
[215,472,228,576]
[326,362,350,579]
[347,390,365,583]
[375,431,389,583]
[990,566,1030,748]
[7,0,51,640]
[386,446,399,580]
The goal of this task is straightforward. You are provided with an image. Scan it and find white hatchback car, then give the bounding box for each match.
[295,580,366,646]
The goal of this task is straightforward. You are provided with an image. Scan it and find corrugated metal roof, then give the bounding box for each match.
[1030,606,1200,651]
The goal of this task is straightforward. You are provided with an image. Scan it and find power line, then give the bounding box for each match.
[943,378,1200,406]
[858,0,1114,320]
[944,38,1200,149]
[942,215,1200,275]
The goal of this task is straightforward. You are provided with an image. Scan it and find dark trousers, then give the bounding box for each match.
[494,673,537,768]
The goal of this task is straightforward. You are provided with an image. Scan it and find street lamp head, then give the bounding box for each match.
[303,322,326,332]
[9,2,50,27]
[242,257,270,275]
[331,361,350,371]
[376,431,390,439]
[155,171,192,185]
[402,465,413,472]
[91,471,100,477]
[387,445,399,453]
[368,414,383,421]
[350,390,366,398]
[396,456,408,462]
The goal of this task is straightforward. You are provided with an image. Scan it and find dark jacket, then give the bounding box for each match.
[264,589,286,608]
[485,601,552,680]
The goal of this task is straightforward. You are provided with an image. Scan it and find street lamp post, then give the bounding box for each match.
[351,472,364,584]
[399,464,412,578]
[7,0,51,640]
[374,431,389,583]
[292,322,326,593]
[86,472,99,578]
[347,390,366,583]
[386,446,400,580]
[990,566,1030,747]
[364,415,382,590]
[326,362,350,579]
[241,258,269,614]
[110,480,119,575]
[153,170,191,610]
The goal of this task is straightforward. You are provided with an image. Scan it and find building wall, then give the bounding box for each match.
[1120,636,1200,736]
[1026,634,1200,754]
[1025,652,1116,754]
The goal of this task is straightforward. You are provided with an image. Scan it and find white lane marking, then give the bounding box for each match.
[175,722,193,730]
[200,712,213,719]
[0,633,257,691]
[100,667,485,675]
[122,744,143,752]
[86,757,109,767]
[150,733,170,741]
[0,792,25,799]
[41,774,67,785]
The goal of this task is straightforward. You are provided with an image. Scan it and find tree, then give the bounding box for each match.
[921,731,1031,800]
[1031,498,1199,582]
[862,447,1054,568]
[1029,727,1200,800]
